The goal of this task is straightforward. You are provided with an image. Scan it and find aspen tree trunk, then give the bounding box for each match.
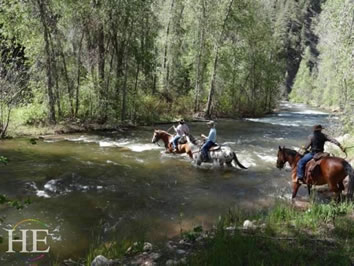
[37,0,56,124]
[205,0,234,118]
[194,0,206,113]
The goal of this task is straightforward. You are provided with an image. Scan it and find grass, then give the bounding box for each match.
[85,234,146,266]
[82,201,354,265]
[187,200,354,266]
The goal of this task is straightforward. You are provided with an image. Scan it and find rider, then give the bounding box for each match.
[297,124,346,183]
[172,119,189,152]
[200,121,216,161]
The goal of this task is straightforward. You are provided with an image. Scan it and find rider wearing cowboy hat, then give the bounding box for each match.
[296,124,346,183]
[171,119,190,152]
[200,121,216,161]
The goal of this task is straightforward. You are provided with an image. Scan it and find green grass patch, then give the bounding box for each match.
[187,201,354,265]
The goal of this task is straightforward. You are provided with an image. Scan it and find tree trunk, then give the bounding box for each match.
[0,107,11,139]
[194,0,206,113]
[59,41,74,117]
[121,59,128,121]
[163,0,175,91]
[98,23,106,121]
[205,0,235,118]
[37,0,56,124]
[205,48,219,118]
[75,31,84,117]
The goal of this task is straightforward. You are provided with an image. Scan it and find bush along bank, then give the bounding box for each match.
[83,200,354,266]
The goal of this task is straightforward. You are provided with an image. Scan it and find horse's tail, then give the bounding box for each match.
[188,134,198,145]
[232,152,247,169]
[344,161,354,198]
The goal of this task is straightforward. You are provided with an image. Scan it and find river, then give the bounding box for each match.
[0,102,334,265]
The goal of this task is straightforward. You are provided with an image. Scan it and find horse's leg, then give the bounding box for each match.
[219,159,224,167]
[336,181,345,202]
[292,182,301,199]
[307,184,312,196]
[338,181,344,194]
[167,143,174,153]
[328,181,341,202]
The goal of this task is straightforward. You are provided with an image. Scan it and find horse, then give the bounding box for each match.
[186,136,247,169]
[151,129,193,158]
[276,146,354,201]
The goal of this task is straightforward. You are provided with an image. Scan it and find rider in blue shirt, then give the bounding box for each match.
[201,121,216,160]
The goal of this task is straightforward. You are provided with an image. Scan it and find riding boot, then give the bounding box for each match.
[297,176,305,184]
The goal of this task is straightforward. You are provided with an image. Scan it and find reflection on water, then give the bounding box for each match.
[0,102,333,263]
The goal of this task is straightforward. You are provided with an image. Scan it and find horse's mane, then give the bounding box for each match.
[282,147,300,158]
[156,129,171,136]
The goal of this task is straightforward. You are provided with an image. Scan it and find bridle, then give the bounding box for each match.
[152,132,161,146]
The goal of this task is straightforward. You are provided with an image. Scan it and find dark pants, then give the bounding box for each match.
[201,140,215,160]
[297,152,314,179]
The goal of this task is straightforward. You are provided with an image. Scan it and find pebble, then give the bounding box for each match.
[179,257,187,264]
[166,241,175,250]
[166,259,178,266]
[176,249,186,255]
[243,220,255,230]
[91,255,110,266]
[143,242,153,252]
[225,226,236,231]
[196,236,203,242]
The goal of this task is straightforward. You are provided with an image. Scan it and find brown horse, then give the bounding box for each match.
[151,130,193,158]
[276,146,354,200]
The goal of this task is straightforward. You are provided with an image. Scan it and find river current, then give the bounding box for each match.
[0,102,334,264]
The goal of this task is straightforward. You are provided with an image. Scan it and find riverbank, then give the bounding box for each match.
[3,115,213,139]
[85,200,354,265]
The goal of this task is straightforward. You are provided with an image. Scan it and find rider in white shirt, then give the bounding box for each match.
[172,119,189,152]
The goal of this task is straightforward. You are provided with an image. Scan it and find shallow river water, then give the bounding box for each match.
[0,102,334,264]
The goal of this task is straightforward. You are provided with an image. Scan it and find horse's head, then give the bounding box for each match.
[276,146,286,169]
[152,130,160,144]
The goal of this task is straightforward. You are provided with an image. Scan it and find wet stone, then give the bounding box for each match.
[176,249,186,255]
[91,255,110,266]
[143,242,153,252]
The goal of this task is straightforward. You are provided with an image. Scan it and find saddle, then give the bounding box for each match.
[313,152,330,161]
[178,136,188,144]
[304,152,331,184]
[209,145,221,151]
[200,144,221,162]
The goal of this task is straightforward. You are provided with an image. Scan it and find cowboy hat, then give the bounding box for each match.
[313,124,324,131]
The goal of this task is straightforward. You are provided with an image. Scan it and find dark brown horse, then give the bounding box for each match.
[276,146,354,200]
[151,130,193,158]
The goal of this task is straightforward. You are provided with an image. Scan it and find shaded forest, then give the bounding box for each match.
[0,0,353,137]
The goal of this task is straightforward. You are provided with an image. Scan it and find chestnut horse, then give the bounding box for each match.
[151,130,193,158]
[276,146,354,200]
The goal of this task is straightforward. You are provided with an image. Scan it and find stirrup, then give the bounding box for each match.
[297,178,305,184]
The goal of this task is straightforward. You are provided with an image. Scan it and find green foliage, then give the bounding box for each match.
[0,194,31,210]
[86,240,133,266]
[0,0,286,130]
[290,47,314,104]
[0,156,9,165]
[188,201,354,265]
[134,94,172,124]
[290,0,354,131]
[267,201,354,231]
[182,225,204,241]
